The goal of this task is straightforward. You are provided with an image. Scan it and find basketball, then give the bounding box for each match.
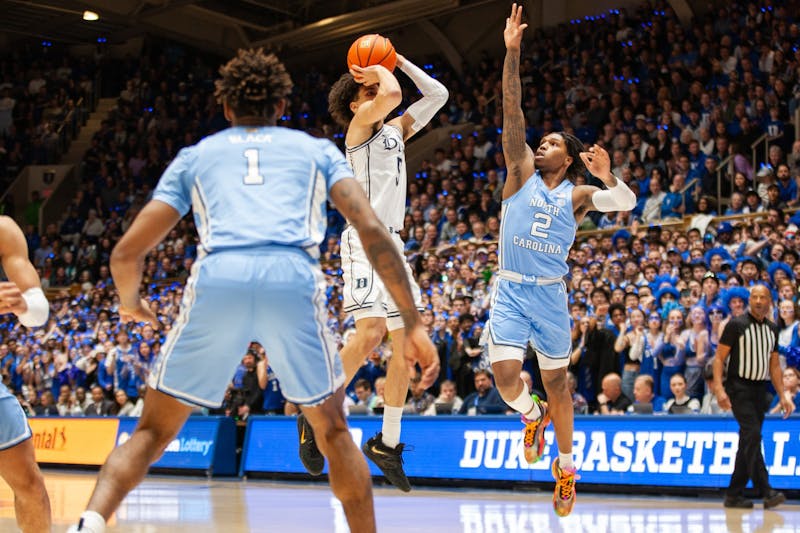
[346,34,396,72]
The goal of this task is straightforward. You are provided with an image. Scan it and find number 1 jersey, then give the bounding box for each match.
[499,171,575,278]
[152,126,352,258]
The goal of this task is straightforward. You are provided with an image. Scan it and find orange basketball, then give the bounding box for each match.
[346,34,396,72]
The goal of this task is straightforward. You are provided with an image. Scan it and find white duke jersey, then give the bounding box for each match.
[153,126,352,259]
[499,170,576,278]
[346,124,406,229]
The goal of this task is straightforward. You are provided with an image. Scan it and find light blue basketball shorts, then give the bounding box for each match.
[486,278,571,369]
[149,247,344,407]
[0,385,31,451]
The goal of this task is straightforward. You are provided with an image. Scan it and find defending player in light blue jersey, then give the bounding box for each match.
[491,4,636,518]
[69,49,437,533]
[0,216,51,533]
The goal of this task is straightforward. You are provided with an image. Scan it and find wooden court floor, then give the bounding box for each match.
[0,471,797,532]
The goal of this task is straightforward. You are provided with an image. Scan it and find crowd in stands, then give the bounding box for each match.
[2,0,800,420]
[0,45,96,194]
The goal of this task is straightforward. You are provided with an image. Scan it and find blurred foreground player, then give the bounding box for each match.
[0,216,51,533]
[68,48,436,533]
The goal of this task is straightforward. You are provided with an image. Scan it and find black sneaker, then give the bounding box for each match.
[362,432,411,492]
[297,413,324,476]
[724,496,754,509]
[764,491,786,509]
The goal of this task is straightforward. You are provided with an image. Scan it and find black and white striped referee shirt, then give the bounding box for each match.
[719,312,778,382]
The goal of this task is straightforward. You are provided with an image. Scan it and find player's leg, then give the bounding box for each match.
[255,254,375,532]
[0,396,51,533]
[71,388,194,532]
[531,282,578,518]
[486,280,548,464]
[361,254,423,491]
[340,316,387,382]
[71,255,253,532]
[301,391,375,533]
[360,325,412,491]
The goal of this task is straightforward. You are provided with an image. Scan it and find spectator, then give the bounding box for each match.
[457,369,504,415]
[594,373,632,415]
[405,373,435,415]
[567,371,588,415]
[626,374,665,414]
[424,379,462,415]
[663,373,701,414]
[112,389,136,417]
[768,367,799,415]
[84,385,113,416]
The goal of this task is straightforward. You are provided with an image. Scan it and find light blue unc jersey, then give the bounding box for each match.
[499,171,576,278]
[153,126,352,258]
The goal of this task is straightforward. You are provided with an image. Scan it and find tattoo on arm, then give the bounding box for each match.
[502,49,527,166]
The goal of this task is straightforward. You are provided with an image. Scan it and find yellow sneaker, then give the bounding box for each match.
[521,395,549,464]
[551,458,579,517]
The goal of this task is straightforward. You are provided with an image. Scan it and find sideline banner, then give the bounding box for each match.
[241,415,800,489]
[116,416,237,475]
[30,418,119,465]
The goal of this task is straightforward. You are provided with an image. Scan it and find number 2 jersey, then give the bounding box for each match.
[152,125,352,259]
[499,170,576,278]
[345,124,406,230]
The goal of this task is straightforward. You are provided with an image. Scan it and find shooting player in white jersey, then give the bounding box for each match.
[490,4,636,517]
[296,51,447,491]
[0,216,51,533]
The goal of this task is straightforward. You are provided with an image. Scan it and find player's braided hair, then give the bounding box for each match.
[556,131,587,183]
[328,73,361,128]
[214,48,293,120]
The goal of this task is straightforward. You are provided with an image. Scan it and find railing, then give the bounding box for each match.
[575,206,800,241]
[715,154,733,211]
[750,131,783,167]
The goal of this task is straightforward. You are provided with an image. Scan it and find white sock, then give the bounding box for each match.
[507,383,540,420]
[75,511,106,533]
[381,405,403,448]
[559,451,574,470]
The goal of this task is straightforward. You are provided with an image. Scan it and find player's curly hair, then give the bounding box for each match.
[214,48,293,120]
[328,73,361,128]
[556,131,586,183]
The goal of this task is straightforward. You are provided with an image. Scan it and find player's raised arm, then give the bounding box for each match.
[391,53,449,141]
[573,144,637,213]
[501,3,535,199]
[0,216,48,327]
[349,64,402,128]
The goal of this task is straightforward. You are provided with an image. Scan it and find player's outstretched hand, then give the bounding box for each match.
[579,144,612,177]
[0,281,28,316]
[119,298,160,329]
[504,3,528,51]
[404,323,440,389]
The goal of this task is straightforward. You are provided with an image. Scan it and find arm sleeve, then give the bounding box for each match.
[591,177,638,212]
[152,147,195,216]
[399,59,449,133]
[17,287,48,328]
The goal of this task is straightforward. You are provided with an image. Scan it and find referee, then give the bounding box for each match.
[713,284,795,509]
